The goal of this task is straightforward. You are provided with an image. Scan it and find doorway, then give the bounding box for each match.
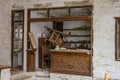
[11,10,24,70]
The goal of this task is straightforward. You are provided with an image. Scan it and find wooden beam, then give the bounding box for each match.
[30,16,92,22]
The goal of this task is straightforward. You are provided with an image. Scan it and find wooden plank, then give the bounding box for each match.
[30,16,92,22]
[38,38,45,68]
[115,18,120,61]
[114,17,120,19]
[27,51,35,71]
[0,65,11,70]
[28,32,37,50]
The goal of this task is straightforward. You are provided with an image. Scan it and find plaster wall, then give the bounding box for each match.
[0,0,11,65]
[23,0,92,9]
[93,0,120,79]
[9,0,120,80]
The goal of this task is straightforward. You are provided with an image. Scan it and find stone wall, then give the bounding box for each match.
[0,0,11,65]
[93,0,120,79]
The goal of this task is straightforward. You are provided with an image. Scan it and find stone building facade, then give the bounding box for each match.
[0,0,120,79]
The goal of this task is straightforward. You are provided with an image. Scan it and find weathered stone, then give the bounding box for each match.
[64,1,91,7]
[12,4,24,9]
[43,3,52,8]
[33,4,43,8]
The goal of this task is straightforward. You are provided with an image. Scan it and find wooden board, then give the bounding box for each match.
[38,38,45,68]
[30,16,92,22]
[0,65,11,70]
[28,32,37,50]
[27,50,35,71]
[50,49,91,76]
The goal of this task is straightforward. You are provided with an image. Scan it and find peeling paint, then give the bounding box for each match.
[12,4,24,9]
[33,4,43,8]
[64,1,91,7]
[33,3,52,8]
[43,3,52,8]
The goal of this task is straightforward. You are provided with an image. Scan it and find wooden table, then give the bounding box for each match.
[0,65,11,80]
[50,49,92,76]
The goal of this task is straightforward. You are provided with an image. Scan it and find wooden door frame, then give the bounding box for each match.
[27,9,36,71]
[11,10,24,70]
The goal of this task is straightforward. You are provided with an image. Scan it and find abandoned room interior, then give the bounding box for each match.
[0,0,120,80]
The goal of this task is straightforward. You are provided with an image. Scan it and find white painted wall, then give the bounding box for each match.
[93,0,120,79]
[8,0,120,79]
[0,0,11,66]
[30,22,53,69]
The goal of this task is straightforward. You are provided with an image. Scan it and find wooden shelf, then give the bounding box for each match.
[64,35,90,37]
[30,16,92,22]
[64,40,90,44]
[13,20,23,22]
[63,28,91,31]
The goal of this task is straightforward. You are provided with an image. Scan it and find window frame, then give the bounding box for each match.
[115,17,120,61]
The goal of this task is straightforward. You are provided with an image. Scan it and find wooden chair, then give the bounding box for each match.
[104,72,109,80]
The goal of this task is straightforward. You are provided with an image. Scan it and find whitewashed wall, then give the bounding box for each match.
[93,0,120,79]
[0,0,11,65]
[8,0,120,79]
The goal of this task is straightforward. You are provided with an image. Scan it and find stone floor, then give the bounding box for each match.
[13,76,50,80]
[11,69,50,80]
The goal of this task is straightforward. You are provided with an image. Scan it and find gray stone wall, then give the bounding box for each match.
[0,0,11,65]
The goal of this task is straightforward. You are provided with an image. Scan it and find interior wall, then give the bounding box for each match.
[63,21,91,48]
[0,0,11,66]
[30,21,91,68]
[31,22,53,69]
[93,0,120,79]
